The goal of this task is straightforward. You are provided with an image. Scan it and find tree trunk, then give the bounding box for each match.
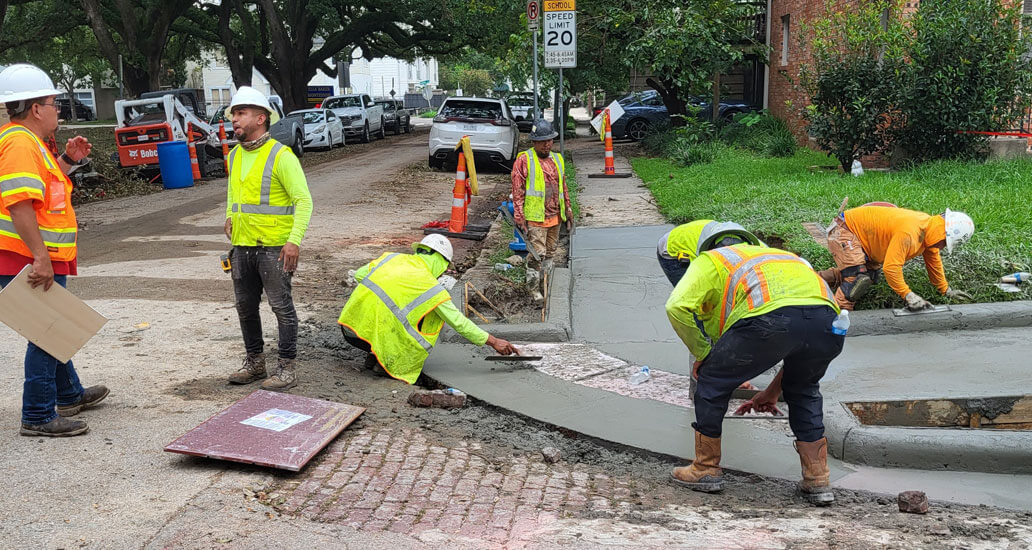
[66,84,77,121]
[711,73,721,124]
[219,0,254,89]
[0,0,9,37]
[646,76,687,126]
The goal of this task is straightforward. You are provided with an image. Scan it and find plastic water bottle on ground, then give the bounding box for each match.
[494,263,514,272]
[629,365,651,385]
[832,310,850,336]
[850,159,864,177]
[1000,272,1031,284]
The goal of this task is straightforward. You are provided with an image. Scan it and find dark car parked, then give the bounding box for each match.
[600,90,755,141]
[374,99,411,135]
[57,98,95,121]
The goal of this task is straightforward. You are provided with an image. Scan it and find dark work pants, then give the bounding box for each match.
[657,250,689,286]
[231,246,298,359]
[693,305,844,442]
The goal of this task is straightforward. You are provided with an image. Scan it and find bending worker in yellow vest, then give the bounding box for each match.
[223,86,313,391]
[656,220,760,286]
[338,235,519,384]
[511,119,572,289]
[666,242,844,505]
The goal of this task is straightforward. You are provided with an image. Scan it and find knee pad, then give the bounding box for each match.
[841,272,875,301]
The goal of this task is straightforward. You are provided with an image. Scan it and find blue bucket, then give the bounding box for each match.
[156,141,194,189]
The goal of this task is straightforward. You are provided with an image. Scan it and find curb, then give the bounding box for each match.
[824,402,1032,475]
[848,300,1032,336]
[444,267,573,343]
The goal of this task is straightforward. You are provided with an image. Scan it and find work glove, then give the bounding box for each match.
[945,288,973,302]
[904,292,932,311]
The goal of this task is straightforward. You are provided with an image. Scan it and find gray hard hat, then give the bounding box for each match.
[696,221,762,255]
[530,119,559,141]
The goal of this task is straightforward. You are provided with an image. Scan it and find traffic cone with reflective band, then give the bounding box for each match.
[448,151,471,233]
[588,108,632,178]
[219,124,231,175]
[187,140,201,181]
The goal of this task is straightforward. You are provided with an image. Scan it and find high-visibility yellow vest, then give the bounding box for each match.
[337,252,453,384]
[704,244,838,335]
[659,220,715,261]
[0,123,77,261]
[227,140,296,246]
[518,149,566,223]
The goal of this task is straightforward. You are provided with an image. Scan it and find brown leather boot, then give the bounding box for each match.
[670,432,725,493]
[261,358,297,391]
[228,352,266,385]
[795,437,835,506]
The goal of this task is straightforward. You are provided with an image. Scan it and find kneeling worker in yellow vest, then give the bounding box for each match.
[338,235,519,383]
[224,86,313,391]
[666,242,844,505]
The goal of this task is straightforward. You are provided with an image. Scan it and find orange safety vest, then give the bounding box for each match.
[0,123,77,262]
[704,244,837,335]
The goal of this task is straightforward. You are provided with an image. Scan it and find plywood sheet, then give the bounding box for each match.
[164,390,365,471]
[0,265,107,362]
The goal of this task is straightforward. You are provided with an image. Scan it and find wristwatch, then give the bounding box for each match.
[60,152,87,165]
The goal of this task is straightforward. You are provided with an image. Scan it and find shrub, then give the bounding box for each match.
[719,111,797,157]
[894,0,1032,163]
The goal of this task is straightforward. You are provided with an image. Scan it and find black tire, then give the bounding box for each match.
[429,155,443,170]
[625,118,650,141]
[377,118,386,139]
[404,119,411,133]
[361,122,371,143]
[393,119,401,135]
[292,132,305,157]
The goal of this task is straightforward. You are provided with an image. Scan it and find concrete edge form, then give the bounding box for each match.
[824,402,1032,475]
[443,267,573,343]
[848,300,1032,337]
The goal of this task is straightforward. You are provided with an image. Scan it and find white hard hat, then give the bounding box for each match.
[412,234,454,262]
[0,64,62,106]
[225,86,280,125]
[943,208,974,254]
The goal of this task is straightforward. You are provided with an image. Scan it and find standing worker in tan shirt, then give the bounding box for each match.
[511,119,573,290]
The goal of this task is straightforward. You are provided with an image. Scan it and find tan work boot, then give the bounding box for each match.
[795,437,835,506]
[228,352,266,385]
[261,358,297,391]
[670,432,725,493]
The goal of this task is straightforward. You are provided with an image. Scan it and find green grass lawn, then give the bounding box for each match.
[632,147,1032,307]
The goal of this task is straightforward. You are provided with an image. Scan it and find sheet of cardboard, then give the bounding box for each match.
[0,265,107,362]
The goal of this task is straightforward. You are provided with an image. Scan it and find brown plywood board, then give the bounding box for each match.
[164,390,365,471]
[0,265,107,362]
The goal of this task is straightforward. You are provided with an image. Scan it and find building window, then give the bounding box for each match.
[781,15,790,66]
[211,88,231,106]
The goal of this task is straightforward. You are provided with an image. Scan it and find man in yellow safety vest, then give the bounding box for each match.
[656,220,760,286]
[511,119,572,289]
[338,234,519,384]
[666,241,844,506]
[0,63,109,437]
[223,86,313,391]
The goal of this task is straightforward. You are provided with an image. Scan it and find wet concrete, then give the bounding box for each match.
[424,224,1032,510]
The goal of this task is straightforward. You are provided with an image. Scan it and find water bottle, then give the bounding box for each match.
[850,159,864,177]
[832,310,850,336]
[1000,272,1031,284]
[629,365,651,385]
[494,263,514,272]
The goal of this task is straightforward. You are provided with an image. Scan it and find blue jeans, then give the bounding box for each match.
[0,275,85,425]
[657,250,689,286]
[693,305,844,442]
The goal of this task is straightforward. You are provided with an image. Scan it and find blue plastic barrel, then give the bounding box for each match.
[156,141,194,189]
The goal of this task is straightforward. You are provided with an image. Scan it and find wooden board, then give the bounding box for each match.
[165,390,365,471]
[0,265,107,362]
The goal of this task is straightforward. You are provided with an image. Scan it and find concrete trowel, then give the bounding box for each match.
[892,305,951,317]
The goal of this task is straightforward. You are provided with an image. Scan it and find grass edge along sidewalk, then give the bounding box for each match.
[632,147,1032,308]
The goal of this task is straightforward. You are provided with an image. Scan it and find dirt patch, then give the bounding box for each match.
[755,232,787,249]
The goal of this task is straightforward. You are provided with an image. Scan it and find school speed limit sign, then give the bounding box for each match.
[543,0,576,68]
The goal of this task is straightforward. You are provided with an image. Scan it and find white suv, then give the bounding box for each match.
[428,97,519,170]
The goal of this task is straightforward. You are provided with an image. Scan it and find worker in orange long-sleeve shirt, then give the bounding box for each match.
[818,205,975,311]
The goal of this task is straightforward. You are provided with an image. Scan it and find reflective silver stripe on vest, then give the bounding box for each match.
[232,203,295,215]
[360,253,445,352]
[0,217,76,244]
[525,152,544,198]
[0,176,45,195]
[0,126,57,169]
[227,147,236,179]
[260,142,285,205]
[721,252,809,325]
[709,245,744,266]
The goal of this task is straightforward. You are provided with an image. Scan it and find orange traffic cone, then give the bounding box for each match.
[187,140,201,181]
[588,109,632,179]
[219,124,231,175]
[448,151,470,233]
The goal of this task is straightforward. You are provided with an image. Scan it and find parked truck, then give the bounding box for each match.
[323,93,385,143]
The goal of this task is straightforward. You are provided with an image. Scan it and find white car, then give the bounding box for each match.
[429,97,519,170]
[289,108,345,150]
